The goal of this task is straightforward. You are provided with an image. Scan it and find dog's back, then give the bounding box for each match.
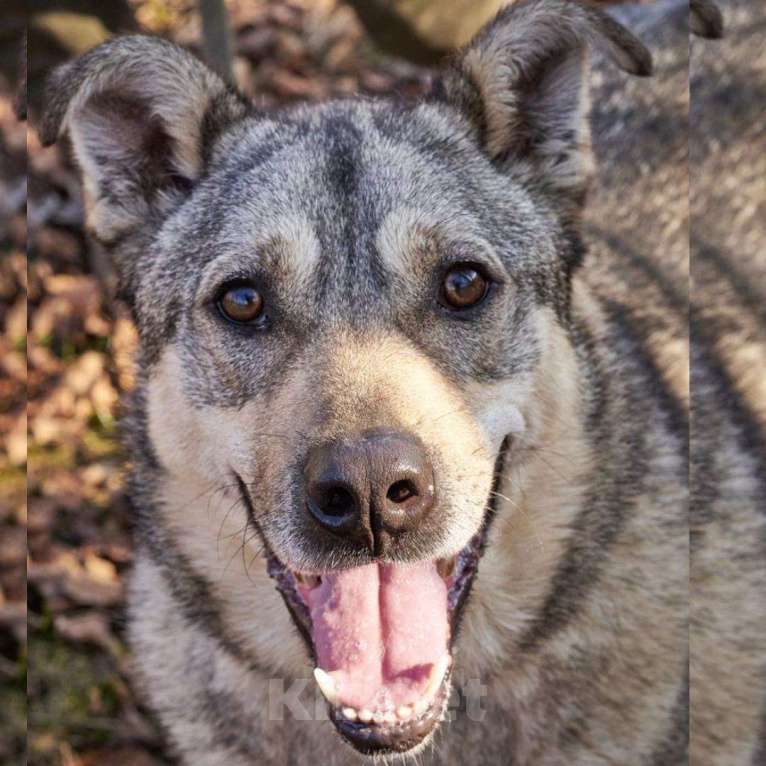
[687,4,766,763]
[588,2,766,763]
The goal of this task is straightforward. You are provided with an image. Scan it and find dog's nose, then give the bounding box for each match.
[304,430,435,552]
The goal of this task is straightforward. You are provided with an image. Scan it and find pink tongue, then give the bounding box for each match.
[304,562,449,710]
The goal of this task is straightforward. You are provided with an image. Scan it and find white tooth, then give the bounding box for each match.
[396,705,412,720]
[359,708,374,723]
[425,654,450,699]
[342,707,357,721]
[384,711,397,724]
[414,698,429,717]
[373,711,386,724]
[313,668,339,705]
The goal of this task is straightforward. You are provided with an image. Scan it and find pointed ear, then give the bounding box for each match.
[690,0,724,39]
[41,35,250,246]
[439,0,651,206]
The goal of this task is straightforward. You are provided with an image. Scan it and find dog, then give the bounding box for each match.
[41,0,765,763]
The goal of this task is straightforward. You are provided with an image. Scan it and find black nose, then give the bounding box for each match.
[304,430,435,553]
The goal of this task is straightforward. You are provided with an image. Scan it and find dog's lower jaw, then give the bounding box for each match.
[328,674,452,756]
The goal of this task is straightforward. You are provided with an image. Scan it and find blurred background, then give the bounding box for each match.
[0,1,682,764]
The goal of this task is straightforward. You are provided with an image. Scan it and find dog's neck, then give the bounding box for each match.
[453,281,608,681]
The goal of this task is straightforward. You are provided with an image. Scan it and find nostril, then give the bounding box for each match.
[305,432,434,547]
[319,485,357,518]
[387,479,419,505]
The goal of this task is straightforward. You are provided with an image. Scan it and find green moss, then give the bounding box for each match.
[27,443,77,474]
[0,685,26,763]
[37,333,53,349]
[0,461,26,493]
[87,336,110,354]
[0,636,27,763]
[81,425,120,460]
[27,633,122,758]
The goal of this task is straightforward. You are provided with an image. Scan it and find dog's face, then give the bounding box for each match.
[145,100,559,568]
[44,0,650,756]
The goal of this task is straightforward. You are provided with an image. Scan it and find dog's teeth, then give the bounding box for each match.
[384,711,397,724]
[313,668,339,705]
[373,710,386,724]
[341,707,357,721]
[424,654,450,699]
[396,705,412,720]
[437,555,457,579]
[414,698,429,717]
[358,708,374,723]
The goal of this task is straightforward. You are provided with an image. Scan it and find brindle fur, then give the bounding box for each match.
[41,1,764,763]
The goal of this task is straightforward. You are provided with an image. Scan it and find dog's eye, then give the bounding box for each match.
[217,283,264,324]
[441,263,490,310]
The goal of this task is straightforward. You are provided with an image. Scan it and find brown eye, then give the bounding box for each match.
[218,283,264,324]
[441,263,490,310]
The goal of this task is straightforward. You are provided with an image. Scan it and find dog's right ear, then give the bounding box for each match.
[41,36,249,249]
[690,0,724,39]
[437,0,651,222]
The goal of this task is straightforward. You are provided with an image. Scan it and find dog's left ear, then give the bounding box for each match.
[439,0,651,207]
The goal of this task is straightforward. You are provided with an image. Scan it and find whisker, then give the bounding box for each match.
[216,496,245,558]
[488,489,524,512]
[221,524,258,579]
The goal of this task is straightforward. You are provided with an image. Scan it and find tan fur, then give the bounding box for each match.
[458,304,593,676]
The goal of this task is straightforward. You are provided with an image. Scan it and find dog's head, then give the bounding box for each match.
[43,0,650,755]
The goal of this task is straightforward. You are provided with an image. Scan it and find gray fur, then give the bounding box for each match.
[42,0,765,764]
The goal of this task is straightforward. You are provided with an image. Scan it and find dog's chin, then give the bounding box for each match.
[250,441,508,757]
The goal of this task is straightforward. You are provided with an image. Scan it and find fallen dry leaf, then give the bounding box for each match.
[55,611,121,656]
[75,746,162,766]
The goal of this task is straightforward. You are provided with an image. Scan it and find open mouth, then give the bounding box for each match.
[267,531,487,753]
[240,440,507,755]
